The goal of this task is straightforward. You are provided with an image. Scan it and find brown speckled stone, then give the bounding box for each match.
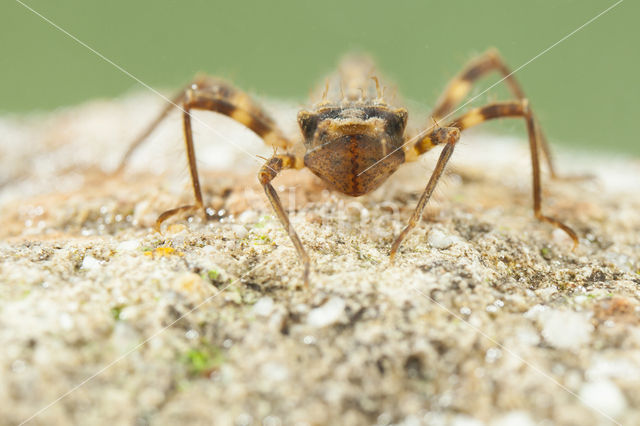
[1,94,639,426]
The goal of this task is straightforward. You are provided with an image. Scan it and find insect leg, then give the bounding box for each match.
[391,127,460,261]
[431,48,525,119]
[150,78,293,231]
[116,75,291,174]
[114,84,189,175]
[258,154,310,286]
[393,100,578,261]
[429,49,572,179]
[446,100,578,246]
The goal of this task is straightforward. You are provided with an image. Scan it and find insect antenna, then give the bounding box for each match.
[322,78,330,101]
[371,75,382,100]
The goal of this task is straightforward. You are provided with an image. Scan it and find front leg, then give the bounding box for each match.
[391,126,460,261]
[145,78,292,231]
[258,154,310,286]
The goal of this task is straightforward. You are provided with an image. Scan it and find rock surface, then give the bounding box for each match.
[1,94,639,425]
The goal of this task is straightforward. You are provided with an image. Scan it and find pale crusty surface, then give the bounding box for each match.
[1,93,640,426]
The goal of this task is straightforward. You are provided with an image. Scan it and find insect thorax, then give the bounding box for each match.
[298,104,408,196]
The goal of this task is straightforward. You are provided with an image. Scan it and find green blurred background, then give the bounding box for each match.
[1,0,638,154]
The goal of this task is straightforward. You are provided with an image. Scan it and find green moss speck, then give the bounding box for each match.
[110,305,124,320]
[181,342,224,376]
[540,247,551,260]
[253,215,272,229]
[252,234,273,245]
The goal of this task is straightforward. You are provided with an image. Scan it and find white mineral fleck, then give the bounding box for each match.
[579,380,627,418]
[523,304,548,319]
[58,312,74,330]
[491,411,535,426]
[201,245,216,255]
[252,297,275,317]
[231,224,248,239]
[515,326,541,346]
[540,310,593,349]
[185,329,199,340]
[428,229,455,249]
[261,361,289,382]
[587,357,640,381]
[307,297,346,328]
[535,285,557,298]
[81,254,101,270]
[116,240,139,252]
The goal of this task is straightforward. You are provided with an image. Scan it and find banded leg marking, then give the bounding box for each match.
[429,49,569,178]
[392,100,578,261]
[258,154,310,286]
[144,77,292,231]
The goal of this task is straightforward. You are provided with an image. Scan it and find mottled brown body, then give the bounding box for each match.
[118,50,580,286]
[300,105,407,196]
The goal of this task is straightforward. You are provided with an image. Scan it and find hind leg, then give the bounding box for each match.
[429,49,574,179]
[394,100,578,261]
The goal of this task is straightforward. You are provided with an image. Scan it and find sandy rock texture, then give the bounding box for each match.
[1,94,639,426]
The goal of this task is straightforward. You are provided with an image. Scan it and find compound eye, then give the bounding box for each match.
[297,110,319,140]
[394,108,408,128]
[385,108,408,134]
